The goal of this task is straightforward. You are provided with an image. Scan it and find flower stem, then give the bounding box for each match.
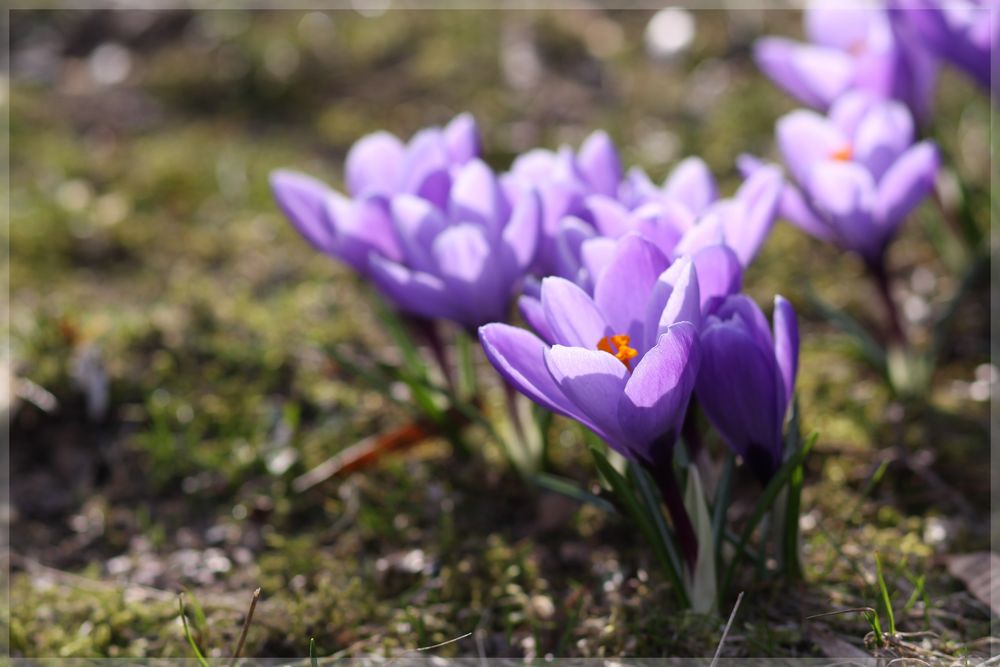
[868,259,907,347]
[651,462,698,573]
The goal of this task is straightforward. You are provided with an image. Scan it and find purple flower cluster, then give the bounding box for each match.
[272,114,798,489]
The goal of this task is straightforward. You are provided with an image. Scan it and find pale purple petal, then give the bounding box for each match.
[632,201,691,258]
[579,237,618,288]
[399,128,451,202]
[390,194,447,273]
[443,113,481,164]
[345,131,405,197]
[805,2,876,50]
[874,141,939,233]
[778,183,836,242]
[663,157,718,217]
[545,345,629,446]
[518,295,555,344]
[806,160,879,262]
[586,195,633,238]
[500,188,541,277]
[577,130,623,198]
[689,245,743,315]
[754,37,856,110]
[776,109,849,186]
[270,170,338,253]
[332,195,404,269]
[594,234,671,344]
[726,165,783,266]
[645,257,701,353]
[449,159,509,232]
[852,100,914,180]
[618,322,700,465]
[479,323,583,423]
[541,277,611,349]
[554,216,597,285]
[772,295,799,412]
[368,255,458,321]
[432,223,507,326]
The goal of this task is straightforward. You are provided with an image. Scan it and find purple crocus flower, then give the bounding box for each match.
[890,0,999,94]
[271,115,542,331]
[754,1,937,119]
[696,294,799,484]
[744,91,939,270]
[270,113,480,276]
[481,234,702,468]
[480,234,703,565]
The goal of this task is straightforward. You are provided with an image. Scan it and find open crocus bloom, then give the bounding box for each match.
[481,234,702,468]
[549,165,781,291]
[747,91,939,268]
[754,0,936,119]
[696,294,799,484]
[271,115,542,331]
[270,113,481,276]
[890,0,998,94]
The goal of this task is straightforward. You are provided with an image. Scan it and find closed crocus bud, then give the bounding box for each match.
[695,294,799,484]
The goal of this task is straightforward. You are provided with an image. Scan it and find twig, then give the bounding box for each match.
[230,587,261,664]
[710,591,744,667]
[416,631,472,651]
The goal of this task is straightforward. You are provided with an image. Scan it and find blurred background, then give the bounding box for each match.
[9,7,992,658]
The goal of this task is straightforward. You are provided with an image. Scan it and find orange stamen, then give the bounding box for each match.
[831,144,853,162]
[597,334,638,370]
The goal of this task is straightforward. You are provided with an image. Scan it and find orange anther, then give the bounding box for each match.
[597,334,638,370]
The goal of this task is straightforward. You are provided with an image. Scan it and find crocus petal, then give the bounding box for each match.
[852,100,914,180]
[776,109,849,186]
[618,322,700,466]
[690,244,743,315]
[807,160,879,261]
[772,295,799,412]
[726,165,783,266]
[332,195,404,270]
[874,141,939,234]
[554,216,597,286]
[270,170,338,253]
[586,195,633,238]
[500,188,541,278]
[545,345,629,447]
[432,223,506,327]
[631,201,691,258]
[577,130,623,198]
[390,194,447,273]
[541,277,611,349]
[804,1,875,50]
[663,157,718,217]
[449,159,509,232]
[368,255,457,321]
[443,112,481,164]
[345,131,405,197]
[399,128,451,204]
[715,294,775,358]
[594,235,671,346]
[696,319,782,474]
[479,323,583,423]
[754,37,855,110]
[645,257,701,353]
[518,295,555,344]
[579,237,618,287]
[779,183,836,242]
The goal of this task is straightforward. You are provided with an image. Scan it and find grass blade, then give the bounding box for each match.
[178,594,211,667]
[721,432,817,597]
[532,472,618,514]
[310,637,318,667]
[875,552,896,636]
[589,444,690,607]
